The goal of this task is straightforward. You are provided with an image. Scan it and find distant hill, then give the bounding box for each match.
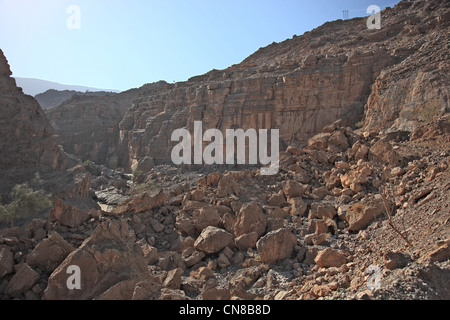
[13,77,120,96]
[35,89,118,110]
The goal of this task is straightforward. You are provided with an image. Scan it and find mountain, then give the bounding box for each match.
[35,89,118,110]
[0,0,448,302]
[0,48,98,225]
[13,77,120,96]
[45,0,449,172]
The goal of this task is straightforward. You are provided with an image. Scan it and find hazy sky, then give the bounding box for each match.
[0,0,400,91]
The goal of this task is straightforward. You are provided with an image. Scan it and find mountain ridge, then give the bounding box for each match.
[13,77,120,96]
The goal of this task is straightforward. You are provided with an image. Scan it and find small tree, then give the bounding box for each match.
[0,184,52,227]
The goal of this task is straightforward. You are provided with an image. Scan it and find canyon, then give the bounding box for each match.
[45,0,449,174]
[0,0,448,301]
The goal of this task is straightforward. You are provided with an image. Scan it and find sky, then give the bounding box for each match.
[0,0,400,92]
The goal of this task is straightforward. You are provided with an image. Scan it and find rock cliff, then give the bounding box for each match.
[0,49,98,224]
[117,0,448,169]
[45,1,449,172]
[46,84,153,169]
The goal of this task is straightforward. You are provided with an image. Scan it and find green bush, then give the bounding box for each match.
[0,184,52,227]
[132,168,143,182]
[134,180,158,195]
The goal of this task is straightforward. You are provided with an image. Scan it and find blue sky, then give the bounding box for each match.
[0,0,400,91]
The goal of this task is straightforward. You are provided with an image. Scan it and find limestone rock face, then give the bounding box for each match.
[0,50,100,223]
[362,1,449,133]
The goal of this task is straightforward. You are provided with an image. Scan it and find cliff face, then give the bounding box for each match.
[46,0,449,171]
[363,0,450,132]
[46,86,147,168]
[0,50,66,174]
[0,50,96,215]
[119,50,394,168]
[117,0,448,169]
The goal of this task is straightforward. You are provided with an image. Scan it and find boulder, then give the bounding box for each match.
[384,251,411,270]
[327,131,349,152]
[163,268,183,290]
[289,197,307,216]
[27,232,75,273]
[194,226,234,254]
[347,199,385,231]
[194,207,221,232]
[282,180,305,199]
[256,228,297,263]
[112,189,165,215]
[369,140,403,166]
[309,203,337,220]
[216,173,240,198]
[314,248,347,268]
[235,232,259,251]
[6,263,40,298]
[233,202,267,238]
[49,197,90,228]
[0,247,14,278]
[43,220,150,300]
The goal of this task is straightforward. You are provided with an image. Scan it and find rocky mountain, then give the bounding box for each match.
[0,0,448,302]
[0,48,98,228]
[1,118,449,300]
[14,77,120,97]
[0,50,67,194]
[46,1,448,173]
[46,84,155,168]
[35,90,117,110]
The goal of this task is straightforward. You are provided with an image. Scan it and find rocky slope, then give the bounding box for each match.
[0,49,98,229]
[0,50,67,195]
[0,0,448,301]
[0,118,448,300]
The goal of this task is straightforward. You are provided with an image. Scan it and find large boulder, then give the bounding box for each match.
[27,232,75,273]
[346,198,385,231]
[256,228,297,263]
[369,140,403,166]
[194,226,233,254]
[43,220,150,300]
[315,248,347,268]
[6,263,40,298]
[193,206,221,232]
[49,197,90,228]
[233,202,267,238]
[112,189,165,215]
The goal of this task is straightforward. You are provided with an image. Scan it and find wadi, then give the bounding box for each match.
[0,0,449,301]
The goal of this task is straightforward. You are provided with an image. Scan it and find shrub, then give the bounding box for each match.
[132,168,143,183]
[0,184,52,227]
[134,180,158,195]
